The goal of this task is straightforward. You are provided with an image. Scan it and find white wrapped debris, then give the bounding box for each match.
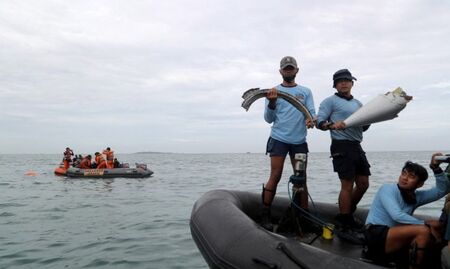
[343,87,412,128]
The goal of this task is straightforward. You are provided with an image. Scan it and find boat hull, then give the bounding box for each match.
[66,167,153,178]
[54,167,153,178]
[190,189,440,269]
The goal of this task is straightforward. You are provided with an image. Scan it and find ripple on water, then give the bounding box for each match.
[0,203,26,208]
[39,257,65,265]
[12,258,42,266]
[110,260,146,266]
[0,212,15,217]
[48,242,67,248]
[69,240,108,252]
[1,252,26,259]
[82,258,110,268]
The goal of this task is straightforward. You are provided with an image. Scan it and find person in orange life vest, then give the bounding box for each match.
[63,147,74,169]
[102,147,114,169]
[95,152,107,169]
[79,155,92,169]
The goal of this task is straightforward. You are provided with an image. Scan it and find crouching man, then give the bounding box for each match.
[364,153,449,268]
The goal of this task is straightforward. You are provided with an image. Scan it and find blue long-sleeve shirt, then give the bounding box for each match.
[316,94,365,142]
[365,172,449,227]
[264,84,316,145]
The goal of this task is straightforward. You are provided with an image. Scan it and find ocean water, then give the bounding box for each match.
[0,151,448,268]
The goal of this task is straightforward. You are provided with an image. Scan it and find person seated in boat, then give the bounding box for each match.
[364,153,449,268]
[79,155,92,169]
[94,152,107,169]
[102,147,114,169]
[440,193,450,269]
[439,164,450,268]
[63,147,74,169]
[72,154,83,167]
[113,158,121,168]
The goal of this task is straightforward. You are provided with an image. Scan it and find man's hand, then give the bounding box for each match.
[425,219,444,243]
[332,121,346,130]
[305,117,316,129]
[430,152,444,170]
[266,88,278,109]
[266,87,278,101]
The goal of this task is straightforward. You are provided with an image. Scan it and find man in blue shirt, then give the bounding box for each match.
[440,165,450,268]
[261,56,316,231]
[365,153,449,268]
[316,69,370,229]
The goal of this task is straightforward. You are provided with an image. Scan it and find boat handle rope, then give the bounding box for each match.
[287,181,329,228]
[276,242,310,269]
[252,257,278,269]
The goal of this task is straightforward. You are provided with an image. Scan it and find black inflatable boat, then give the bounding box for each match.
[190,189,442,269]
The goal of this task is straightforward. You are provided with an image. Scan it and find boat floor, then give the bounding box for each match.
[264,212,443,269]
[274,225,370,262]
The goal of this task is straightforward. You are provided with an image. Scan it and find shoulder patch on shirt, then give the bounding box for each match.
[295,93,305,101]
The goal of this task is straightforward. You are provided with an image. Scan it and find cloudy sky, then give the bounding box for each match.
[1,1,449,154]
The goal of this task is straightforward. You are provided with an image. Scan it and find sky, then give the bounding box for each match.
[1,0,449,154]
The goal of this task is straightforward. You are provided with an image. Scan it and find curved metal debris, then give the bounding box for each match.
[241,88,313,121]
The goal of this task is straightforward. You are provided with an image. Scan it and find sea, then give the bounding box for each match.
[0,151,448,269]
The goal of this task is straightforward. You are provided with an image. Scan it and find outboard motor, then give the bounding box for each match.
[136,163,147,170]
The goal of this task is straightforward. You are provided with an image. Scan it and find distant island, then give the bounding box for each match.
[135,151,171,154]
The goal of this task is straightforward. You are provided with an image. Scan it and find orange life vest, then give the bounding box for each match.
[80,158,91,169]
[103,150,114,161]
[95,154,105,164]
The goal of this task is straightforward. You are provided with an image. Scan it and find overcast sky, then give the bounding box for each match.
[1,1,449,154]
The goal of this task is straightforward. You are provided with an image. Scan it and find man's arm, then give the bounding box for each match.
[417,153,449,205]
[380,185,425,225]
[316,98,332,130]
[264,87,277,123]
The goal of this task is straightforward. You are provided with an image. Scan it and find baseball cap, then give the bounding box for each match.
[280,56,298,69]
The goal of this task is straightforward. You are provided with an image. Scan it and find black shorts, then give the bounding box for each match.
[266,137,308,158]
[364,224,389,261]
[330,140,371,180]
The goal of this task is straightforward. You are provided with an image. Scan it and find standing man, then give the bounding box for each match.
[261,56,316,231]
[316,69,370,229]
[63,147,74,169]
[103,147,115,169]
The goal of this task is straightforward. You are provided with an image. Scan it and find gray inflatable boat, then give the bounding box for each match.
[190,189,443,269]
[65,166,153,178]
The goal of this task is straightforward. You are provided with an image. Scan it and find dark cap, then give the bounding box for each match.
[280,56,298,69]
[333,69,357,81]
[333,69,357,87]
